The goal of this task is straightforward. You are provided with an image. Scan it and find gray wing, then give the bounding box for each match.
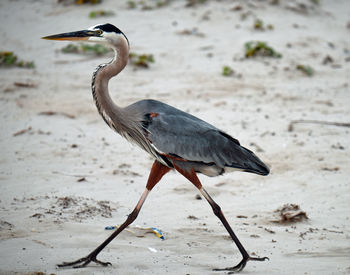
[126,99,269,175]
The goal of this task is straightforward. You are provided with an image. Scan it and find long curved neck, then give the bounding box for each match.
[90,37,157,159]
[91,38,129,132]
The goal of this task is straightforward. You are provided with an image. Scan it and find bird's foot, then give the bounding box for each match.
[213,255,269,274]
[57,253,112,269]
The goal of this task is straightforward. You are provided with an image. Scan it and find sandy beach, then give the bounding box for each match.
[1,0,350,274]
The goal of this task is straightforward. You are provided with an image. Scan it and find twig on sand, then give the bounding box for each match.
[288,120,350,132]
[14,82,38,88]
[13,126,32,136]
[38,111,76,119]
[52,171,89,178]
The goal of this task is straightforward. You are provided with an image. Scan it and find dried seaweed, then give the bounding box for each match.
[185,0,207,7]
[296,64,314,76]
[58,0,102,5]
[253,19,274,30]
[89,10,114,18]
[0,51,35,68]
[61,44,79,53]
[61,43,109,55]
[127,0,170,10]
[222,66,234,76]
[75,0,101,4]
[129,52,155,68]
[245,41,282,58]
[272,204,308,224]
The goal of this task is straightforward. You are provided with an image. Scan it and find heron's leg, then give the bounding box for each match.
[199,188,268,273]
[173,164,268,273]
[57,160,170,269]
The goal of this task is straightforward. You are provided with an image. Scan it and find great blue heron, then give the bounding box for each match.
[43,23,269,272]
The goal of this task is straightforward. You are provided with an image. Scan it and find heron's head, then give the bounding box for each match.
[42,23,129,49]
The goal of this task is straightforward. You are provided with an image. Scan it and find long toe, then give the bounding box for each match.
[57,257,88,268]
[213,255,269,273]
[213,258,247,273]
[57,254,112,269]
[93,258,112,266]
[248,255,269,262]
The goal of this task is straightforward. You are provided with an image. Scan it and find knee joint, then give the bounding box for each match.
[212,203,221,217]
[128,209,139,221]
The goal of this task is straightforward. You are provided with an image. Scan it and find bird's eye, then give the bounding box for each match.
[96,30,103,35]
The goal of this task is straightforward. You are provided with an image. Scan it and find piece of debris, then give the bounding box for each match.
[118,163,131,169]
[127,0,170,10]
[61,43,109,55]
[286,1,314,14]
[253,19,274,30]
[222,65,234,76]
[112,167,142,177]
[0,51,35,68]
[288,119,350,132]
[296,64,314,76]
[13,126,32,136]
[14,82,38,88]
[230,5,242,11]
[187,215,199,220]
[38,111,75,119]
[57,197,77,209]
[0,220,14,230]
[314,100,333,107]
[16,272,52,275]
[127,1,136,8]
[331,142,345,150]
[129,52,155,68]
[265,228,275,234]
[89,10,114,18]
[236,215,248,219]
[214,182,226,187]
[322,55,334,65]
[176,28,205,38]
[272,204,308,223]
[30,213,45,219]
[195,194,202,200]
[322,228,343,234]
[105,225,164,239]
[321,167,339,172]
[299,227,318,239]
[77,177,86,182]
[75,0,101,4]
[12,195,116,223]
[245,41,282,58]
[38,129,51,135]
[148,247,157,253]
[185,0,207,8]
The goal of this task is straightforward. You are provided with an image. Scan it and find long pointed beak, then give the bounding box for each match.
[42,30,97,41]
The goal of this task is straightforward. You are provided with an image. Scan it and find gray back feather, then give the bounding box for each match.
[126,99,269,175]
